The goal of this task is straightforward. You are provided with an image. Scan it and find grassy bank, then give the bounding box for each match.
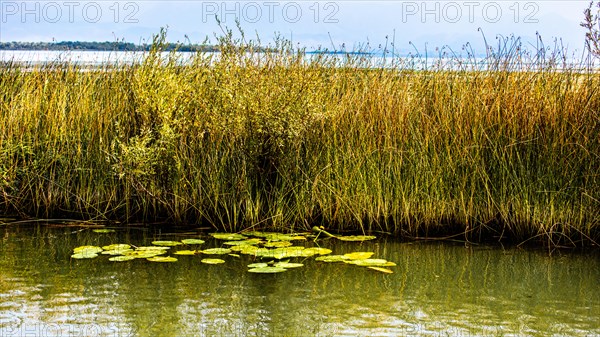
[1,33,599,246]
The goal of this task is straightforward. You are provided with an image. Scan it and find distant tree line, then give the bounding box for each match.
[0,41,221,52]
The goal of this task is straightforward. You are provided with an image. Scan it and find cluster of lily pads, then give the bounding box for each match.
[70,231,396,273]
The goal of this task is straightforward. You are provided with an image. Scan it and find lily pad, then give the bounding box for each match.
[71,252,98,259]
[368,267,394,274]
[125,251,165,258]
[345,259,396,267]
[101,249,134,255]
[315,255,350,262]
[344,252,374,260]
[273,262,304,269]
[337,235,376,242]
[201,248,232,255]
[248,267,287,273]
[73,246,103,254]
[146,256,178,262]
[248,263,269,268]
[263,241,293,248]
[255,247,306,259]
[201,258,225,264]
[234,245,260,254]
[181,239,205,245]
[228,254,240,258]
[223,238,263,246]
[93,229,115,233]
[135,246,171,251]
[109,256,136,262]
[210,233,246,240]
[151,241,183,247]
[264,233,306,241]
[102,244,131,251]
[301,247,332,256]
[173,250,198,255]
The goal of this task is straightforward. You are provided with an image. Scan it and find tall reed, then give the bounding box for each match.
[1,31,598,245]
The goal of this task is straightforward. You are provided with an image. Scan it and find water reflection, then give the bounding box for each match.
[0,225,598,336]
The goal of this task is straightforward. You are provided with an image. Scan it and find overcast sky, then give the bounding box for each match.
[0,1,592,54]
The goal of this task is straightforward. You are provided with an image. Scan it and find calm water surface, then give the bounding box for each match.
[0,225,598,336]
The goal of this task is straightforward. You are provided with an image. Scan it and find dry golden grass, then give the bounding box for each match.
[1,32,598,246]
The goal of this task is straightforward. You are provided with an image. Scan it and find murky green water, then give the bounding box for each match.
[0,225,598,337]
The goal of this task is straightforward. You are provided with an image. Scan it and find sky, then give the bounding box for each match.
[0,1,593,55]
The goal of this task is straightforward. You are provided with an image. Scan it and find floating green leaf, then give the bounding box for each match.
[124,247,168,258]
[146,256,177,262]
[152,241,183,247]
[210,233,246,240]
[255,247,306,259]
[228,254,240,258]
[125,251,165,258]
[345,259,396,267]
[263,241,293,248]
[181,239,205,245]
[248,267,287,273]
[274,262,303,269]
[368,267,394,274]
[234,245,260,254]
[102,244,131,251]
[73,246,103,254]
[201,258,225,264]
[248,263,269,268]
[71,252,98,259]
[337,235,376,242]
[301,247,332,256]
[93,229,115,233]
[173,250,198,255]
[315,255,350,263]
[223,238,262,246]
[201,248,232,255]
[264,233,306,241]
[344,252,374,260]
[102,249,134,255]
[136,246,171,251]
[109,256,136,262]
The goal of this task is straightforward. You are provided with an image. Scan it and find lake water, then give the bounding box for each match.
[4,50,590,71]
[0,224,598,337]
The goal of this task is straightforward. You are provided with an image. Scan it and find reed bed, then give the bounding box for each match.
[1,33,599,246]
